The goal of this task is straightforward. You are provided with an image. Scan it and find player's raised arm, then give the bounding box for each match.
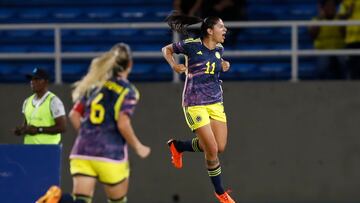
[162,44,187,73]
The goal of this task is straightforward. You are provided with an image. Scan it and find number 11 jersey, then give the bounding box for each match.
[172,38,224,107]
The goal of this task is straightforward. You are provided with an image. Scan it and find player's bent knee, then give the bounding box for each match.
[217,144,226,153]
[205,145,218,157]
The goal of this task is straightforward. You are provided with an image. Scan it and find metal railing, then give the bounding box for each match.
[1,20,360,84]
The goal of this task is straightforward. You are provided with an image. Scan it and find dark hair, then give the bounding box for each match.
[165,11,221,38]
[319,0,339,6]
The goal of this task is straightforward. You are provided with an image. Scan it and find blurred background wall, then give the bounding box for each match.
[1,82,360,203]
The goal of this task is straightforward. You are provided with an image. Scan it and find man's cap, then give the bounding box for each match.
[26,68,49,80]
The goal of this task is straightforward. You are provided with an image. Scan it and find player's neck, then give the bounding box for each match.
[117,72,128,81]
[202,38,217,50]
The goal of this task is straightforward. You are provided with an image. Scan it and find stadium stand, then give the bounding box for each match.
[0,0,319,82]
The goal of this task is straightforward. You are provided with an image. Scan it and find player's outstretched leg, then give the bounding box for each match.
[167,139,183,168]
[167,137,203,168]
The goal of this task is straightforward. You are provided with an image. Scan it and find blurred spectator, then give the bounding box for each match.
[338,0,360,79]
[173,0,203,16]
[202,0,247,48]
[308,0,347,79]
[173,0,203,38]
[202,0,247,22]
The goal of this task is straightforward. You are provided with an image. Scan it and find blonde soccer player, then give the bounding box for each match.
[37,43,150,203]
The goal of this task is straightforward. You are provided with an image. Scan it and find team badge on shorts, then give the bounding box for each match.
[215,52,221,59]
[196,115,202,122]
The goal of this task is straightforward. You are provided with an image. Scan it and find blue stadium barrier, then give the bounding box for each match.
[0,144,62,203]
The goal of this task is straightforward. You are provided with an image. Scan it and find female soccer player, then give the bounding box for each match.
[68,42,151,203]
[162,12,235,203]
[37,43,151,203]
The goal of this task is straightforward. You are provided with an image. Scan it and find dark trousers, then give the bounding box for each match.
[346,42,360,79]
[316,55,348,79]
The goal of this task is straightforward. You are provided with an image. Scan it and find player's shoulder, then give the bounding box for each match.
[128,82,136,91]
[129,83,139,93]
[183,37,202,44]
[104,79,129,94]
[128,83,140,100]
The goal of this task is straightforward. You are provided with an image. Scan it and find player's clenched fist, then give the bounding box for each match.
[172,64,187,73]
[221,60,230,72]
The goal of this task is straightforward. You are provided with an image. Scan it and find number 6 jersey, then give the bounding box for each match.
[70,77,139,162]
[172,37,224,107]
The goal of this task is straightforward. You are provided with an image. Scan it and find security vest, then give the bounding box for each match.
[23,92,61,144]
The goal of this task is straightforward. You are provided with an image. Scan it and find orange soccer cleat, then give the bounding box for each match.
[167,139,183,169]
[36,185,62,203]
[215,191,235,203]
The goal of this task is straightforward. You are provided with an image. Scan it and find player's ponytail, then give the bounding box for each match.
[72,43,132,102]
[165,11,203,36]
[111,43,132,76]
[165,11,221,39]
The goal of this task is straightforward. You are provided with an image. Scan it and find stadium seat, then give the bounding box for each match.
[154,64,173,81]
[129,63,155,81]
[132,64,153,74]
[133,43,164,51]
[149,6,172,21]
[233,63,257,75]
[247,0,316,21]
[220,63,256,80]
[62,63,88,82]
[236,44,268,51]
[17,8,49,22]
[289,4,317,20]
[268,43,291,50]
[258,63,291,79]
[155,64,171,74]
[299,61,318,79]
[74,29,105,37]
[0,45,29,53]
[5,30,38,38]
[62,44,99,52]
[38,30,54,38]
[0,63,26,82]
[142,29,171,42]
[52,8,82,21]
[85,7,116,21]
[28,45,54,52]
[0,9,14,22]
[108,29,140,37]
[120,8,147,22]
[0,63,17,75]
